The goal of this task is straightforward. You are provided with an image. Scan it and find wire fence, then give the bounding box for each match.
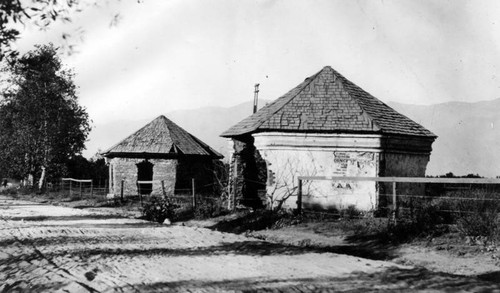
[297,176,500,223]
[48,177,224,214]
[44,178,109,199]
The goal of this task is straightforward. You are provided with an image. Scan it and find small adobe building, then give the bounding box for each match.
[102,115,223,196]
[221,66,437,211]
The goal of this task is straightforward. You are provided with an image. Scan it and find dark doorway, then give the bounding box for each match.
[137,160,154,195]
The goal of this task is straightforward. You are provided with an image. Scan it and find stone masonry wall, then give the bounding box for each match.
[110,158,177,196]
[152,159,177,196]
[230,136,266,209]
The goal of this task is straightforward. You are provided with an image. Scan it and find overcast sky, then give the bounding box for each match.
[14,0,500,127]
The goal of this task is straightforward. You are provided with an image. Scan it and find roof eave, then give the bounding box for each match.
[103,151,223,159]
[221,128,437,139]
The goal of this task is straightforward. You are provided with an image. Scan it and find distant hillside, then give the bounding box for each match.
[388,99,500,177]
[85,98,500,178]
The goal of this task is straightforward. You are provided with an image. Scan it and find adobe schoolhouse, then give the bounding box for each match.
[221,66,437,211]
[103,115,223,196]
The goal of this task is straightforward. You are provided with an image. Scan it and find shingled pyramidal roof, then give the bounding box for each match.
[221,66,436,138]
[103,115,223,158]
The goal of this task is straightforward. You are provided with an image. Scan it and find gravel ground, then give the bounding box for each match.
[1,196,500,292]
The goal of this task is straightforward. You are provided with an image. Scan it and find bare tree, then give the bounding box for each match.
[264,151,319,211]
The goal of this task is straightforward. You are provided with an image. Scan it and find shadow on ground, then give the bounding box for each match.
[209,212,400,260]
[1,239,374,265]
[109,267,500,292]
[209,211,283,234]
[477,270,500,282]
[4,214,131,222]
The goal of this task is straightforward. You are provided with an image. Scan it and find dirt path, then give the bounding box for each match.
[1,196,499,292]
[249,221,500,279]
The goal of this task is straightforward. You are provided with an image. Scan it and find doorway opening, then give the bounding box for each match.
[137,160,153,195]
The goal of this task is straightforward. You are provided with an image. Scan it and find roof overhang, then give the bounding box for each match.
[102,152,223,160]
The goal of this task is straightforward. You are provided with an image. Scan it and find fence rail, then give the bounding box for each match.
[61,178,93,183]
[52,177,223,212]
[298,176,500,184]
[61,177,94,198]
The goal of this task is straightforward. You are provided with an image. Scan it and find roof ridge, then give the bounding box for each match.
[221,67,326,136]
[336,72,436,137]
[158,115,223,158]
[329,69,382,131]
[103,115,223,158]
[221,66,436,138]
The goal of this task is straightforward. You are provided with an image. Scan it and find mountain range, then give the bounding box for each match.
[85,98,500,178]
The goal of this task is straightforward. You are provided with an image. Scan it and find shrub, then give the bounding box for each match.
[398,189,500,241]
[1,188,19,197]
[142,196,178,224]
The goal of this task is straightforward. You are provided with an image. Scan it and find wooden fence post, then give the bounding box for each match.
[192,178,196,209]
[69,180,72,197]
[297,178,303,215]
[90,181,93,198]
[137,181,143,206]
[232,160,238,211]
[392,181,397,223]
[120,179,124,202]
[161,180,166,198]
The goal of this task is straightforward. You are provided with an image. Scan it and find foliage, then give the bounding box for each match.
[1,0,77,60]
[211,161,229,206]
[142,196,178,224]
[0,186,18,196]
[0,44,90,187]
[1,0,141,61]
[66,155,108,182]
[1,0,106,61]
[431,172,483,179]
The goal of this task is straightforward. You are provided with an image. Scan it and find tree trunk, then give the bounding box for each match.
[38,166,46,191]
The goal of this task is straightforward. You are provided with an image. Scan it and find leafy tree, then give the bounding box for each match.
[0,43,90,190]
[66,155,108,183]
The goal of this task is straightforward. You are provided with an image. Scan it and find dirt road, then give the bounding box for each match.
[1,196,499,292]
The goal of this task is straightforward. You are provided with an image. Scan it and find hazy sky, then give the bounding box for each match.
[14,0,500,127]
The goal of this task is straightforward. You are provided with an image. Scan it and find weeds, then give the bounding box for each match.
[392,189,500,242]
[451,190,500,240]
[194,196,227,219]
[340,205,363,219]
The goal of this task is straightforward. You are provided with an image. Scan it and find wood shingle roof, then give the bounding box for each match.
[103,115,223,158]
[221,66,437,138]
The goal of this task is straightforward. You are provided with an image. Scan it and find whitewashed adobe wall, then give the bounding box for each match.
[253,133,383,211]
